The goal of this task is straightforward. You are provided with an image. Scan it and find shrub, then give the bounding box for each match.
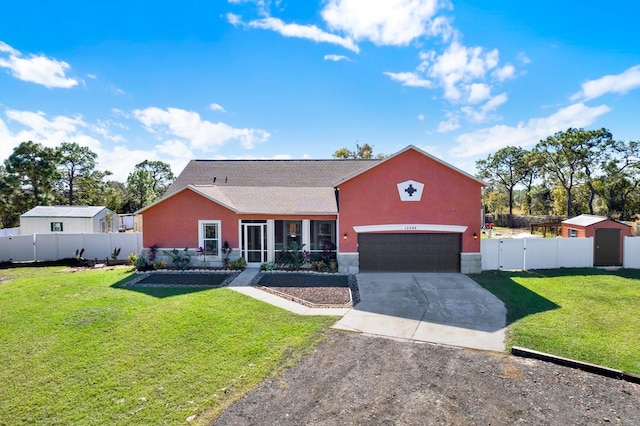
[260,261,276,271]
[229,257,247,270]
[128,253,138,266]
[163,248,191,270]
[153,261,168,270]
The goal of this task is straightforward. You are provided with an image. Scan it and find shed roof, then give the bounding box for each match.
[165,158,378,196]
[21,206,109,218]
[561,214,629,227]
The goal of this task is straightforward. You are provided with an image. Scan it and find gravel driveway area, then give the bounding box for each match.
[214,331,640,425]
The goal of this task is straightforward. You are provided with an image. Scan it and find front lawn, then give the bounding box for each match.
[470,268,640,374]
[0,266,336,425]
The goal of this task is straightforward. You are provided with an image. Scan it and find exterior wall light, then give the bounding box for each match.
[473,232,478,240]
[343,232,348,240]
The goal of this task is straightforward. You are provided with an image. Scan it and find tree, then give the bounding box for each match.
[57,142,98,205]
[521,150,542,215]
[134,160,174,198]
[3,141,61,214]
[533,128,612,216]
[476,146,529,224]
[599,140,640,220]
[0,165,22,227]
[125,160,174,211]
[76,170,114,206]
[333,143,385,159]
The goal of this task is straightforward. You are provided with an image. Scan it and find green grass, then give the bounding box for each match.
[0,267,336,425]
[470,268,640,374]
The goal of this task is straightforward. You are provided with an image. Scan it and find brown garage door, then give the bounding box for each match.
[358,233,461,272]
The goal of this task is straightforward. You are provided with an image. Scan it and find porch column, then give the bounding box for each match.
[267,220,275,262]
[302,220,310,252]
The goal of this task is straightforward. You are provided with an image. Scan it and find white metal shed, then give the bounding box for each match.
[20,206,118,234]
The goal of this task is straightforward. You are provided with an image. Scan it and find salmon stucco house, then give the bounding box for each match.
[137,146,486,273]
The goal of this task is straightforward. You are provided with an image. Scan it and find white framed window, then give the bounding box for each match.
[198,220,221,257]
[568,228,578,238]
[51,222,63,232]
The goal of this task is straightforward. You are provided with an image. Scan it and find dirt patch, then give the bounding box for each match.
[253,273,359,308]
[58,264,132,273]
[213,331,640,425]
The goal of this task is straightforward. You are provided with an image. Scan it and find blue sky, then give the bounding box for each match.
[1,0,639,181]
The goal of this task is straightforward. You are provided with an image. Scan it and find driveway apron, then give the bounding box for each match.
[333,273,506,351]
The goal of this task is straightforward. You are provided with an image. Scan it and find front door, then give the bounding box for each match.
[243,223,267,266]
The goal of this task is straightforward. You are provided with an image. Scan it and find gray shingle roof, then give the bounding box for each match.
[165,159,379,196]
[21,206,108,218]
[190,186,338,214]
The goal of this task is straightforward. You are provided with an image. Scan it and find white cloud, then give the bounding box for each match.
[492,63,515,81]
[133,106,270,151]
[324,54,350,62]
[571,64,640,102]
[321,0,443,46]
[467,83,491,104]
[437,113,460,133]
[417,114,425,121]
[0,41,78,88]
[451,103,612,158]
[5,109,99,150]
[425,41,500,102]
[461,92,507,122]
[209,103,227,113]
[110,85,126,95]
[517,52,531,64]
[246,16,359,53]
[383,71,432,88]
[226,13,242,26]
[0,41,18,55]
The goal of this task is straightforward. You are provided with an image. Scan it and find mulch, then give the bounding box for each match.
[253,273,360,308]
[128,272,239,287]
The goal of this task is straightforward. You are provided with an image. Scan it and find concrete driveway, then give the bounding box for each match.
[333,273,506,351]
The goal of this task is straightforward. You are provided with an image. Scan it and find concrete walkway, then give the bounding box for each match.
[228,269,506,352]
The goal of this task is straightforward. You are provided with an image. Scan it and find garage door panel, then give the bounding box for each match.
[359,233,460,272]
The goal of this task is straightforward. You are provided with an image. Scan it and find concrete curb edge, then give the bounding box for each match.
[511,346,640,385]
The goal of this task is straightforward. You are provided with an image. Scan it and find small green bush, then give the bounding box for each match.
[229,257,247,270]
[163,248,191,270]
[260,261,276,271]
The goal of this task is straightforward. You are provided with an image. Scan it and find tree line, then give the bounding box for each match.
[0,141,174,228]
[476,128,640,223]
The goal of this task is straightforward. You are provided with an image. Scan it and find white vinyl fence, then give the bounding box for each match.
[482,236,640,271]
[0,233,143,263]
[623,236,640,269]
[0,227,20,237]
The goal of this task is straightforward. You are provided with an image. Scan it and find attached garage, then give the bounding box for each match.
[358,233,461,272]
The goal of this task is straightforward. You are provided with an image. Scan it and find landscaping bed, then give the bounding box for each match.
[253,272,360,308]
[126,271,239,287]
